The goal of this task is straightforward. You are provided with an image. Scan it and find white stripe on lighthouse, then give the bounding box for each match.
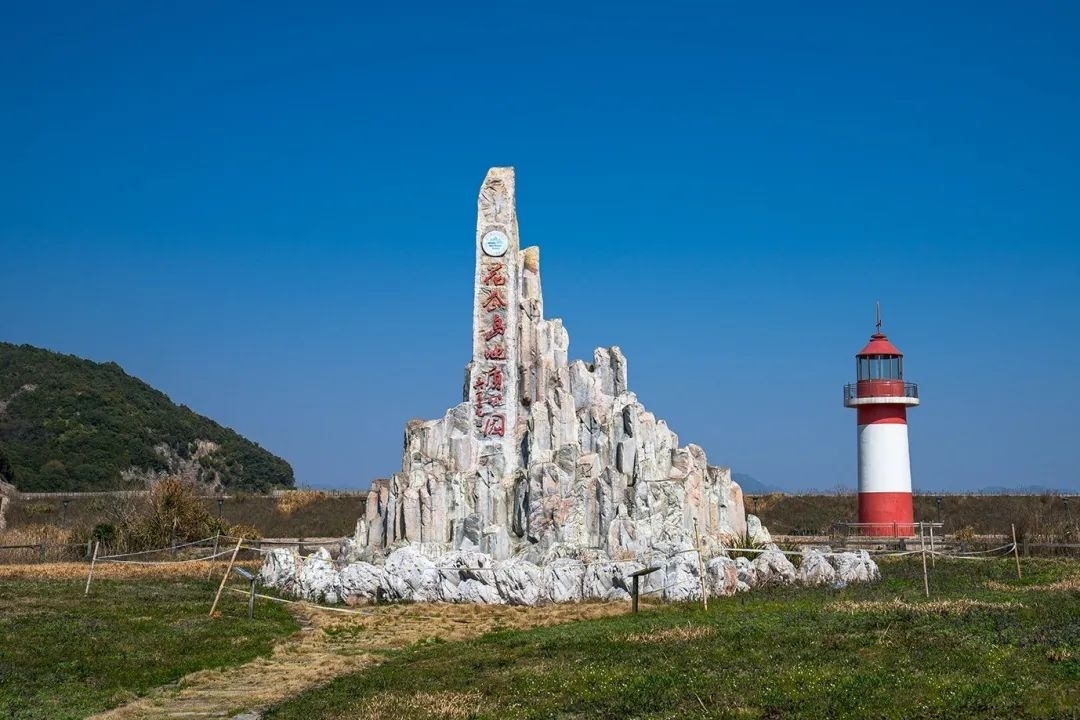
[857,423,912,494]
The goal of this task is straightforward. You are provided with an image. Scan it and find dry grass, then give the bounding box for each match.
[323,599,626,651]
[985,576,1080,592]
[0,559,262,582]
[623,624,716,643]
[828,598,1027,615]
[1047,647,1074,663]
[0,524,82,562]
[352,690,484,720]
[275,489,327,516]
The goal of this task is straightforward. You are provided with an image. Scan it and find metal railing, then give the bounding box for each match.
[843,382,919,403]
[831,521,943,539]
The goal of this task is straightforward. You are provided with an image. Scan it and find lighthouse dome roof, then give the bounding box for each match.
[857,332,903,357]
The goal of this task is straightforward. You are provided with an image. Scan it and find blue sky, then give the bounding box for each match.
[2,1,1078,492]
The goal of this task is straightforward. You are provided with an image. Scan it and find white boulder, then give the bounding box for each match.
[705,556,739,597]
[336,561,386,601]
[542,558,586,603]
[383,547,440,601]
[751,549,797,586]
[494,560,544,606]
[830,550,880,584]
[746,514,772,545]
[296,548,340,603]
[258,549,298,594]
[797,549,837,586]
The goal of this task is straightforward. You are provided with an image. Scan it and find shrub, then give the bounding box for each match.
[121,477,226,550]
[91,523,117,545]
[87,476,259,553]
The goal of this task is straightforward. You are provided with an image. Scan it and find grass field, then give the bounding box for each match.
[0,557,1076,720]
[265,557,1080,720]
[0,563,299,720]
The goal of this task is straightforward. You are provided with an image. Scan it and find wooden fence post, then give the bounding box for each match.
[1011,524,1022,581]
[209,538,245,617]
[84,541,100,596]
[207,532,220,580]
[694,523,708,612]
[920,523,930,598]
[928,524,936,568]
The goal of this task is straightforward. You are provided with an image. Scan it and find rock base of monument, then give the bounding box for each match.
[257,545,880,606]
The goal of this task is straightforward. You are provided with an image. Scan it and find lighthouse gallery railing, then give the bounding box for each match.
[843,382,919,404]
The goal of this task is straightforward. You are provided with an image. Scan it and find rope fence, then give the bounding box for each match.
[65,530,1069,620]
[0,536,1049,566]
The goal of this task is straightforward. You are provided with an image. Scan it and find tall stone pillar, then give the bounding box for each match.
[465,167,522,556]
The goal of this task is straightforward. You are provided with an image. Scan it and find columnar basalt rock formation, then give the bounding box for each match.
[362,167,749,562]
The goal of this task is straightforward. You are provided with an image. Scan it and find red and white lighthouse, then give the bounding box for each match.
[843,308,919,536]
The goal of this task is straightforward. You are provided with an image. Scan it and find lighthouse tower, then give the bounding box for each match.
[843,308,919,536]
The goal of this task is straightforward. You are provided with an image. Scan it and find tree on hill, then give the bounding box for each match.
[0,342,294,493]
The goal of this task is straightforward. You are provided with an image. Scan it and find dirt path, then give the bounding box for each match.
[89,596,626,720]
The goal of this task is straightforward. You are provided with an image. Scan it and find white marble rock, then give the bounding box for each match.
[360,167,754,563]
[796,549,838,586]
[295,548,340,603]
[830,550,881,584]
[259,542,882,605]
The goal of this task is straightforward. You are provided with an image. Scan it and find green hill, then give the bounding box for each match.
[0,343,294,493]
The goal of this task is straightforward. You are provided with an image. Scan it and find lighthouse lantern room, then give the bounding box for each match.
[843,307,919,536]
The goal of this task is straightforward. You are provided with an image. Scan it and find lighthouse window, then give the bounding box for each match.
[859,355,902,380]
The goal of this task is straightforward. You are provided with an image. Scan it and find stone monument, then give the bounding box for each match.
[361,167,749,562]
[258,167,884,606]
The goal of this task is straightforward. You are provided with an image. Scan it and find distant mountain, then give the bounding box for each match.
[732,473,778,495]
[0,342,294,493]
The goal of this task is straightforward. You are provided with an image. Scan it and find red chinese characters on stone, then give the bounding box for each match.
[473,364,506,415]
[481,288,507,313]
[484,314,505,341]
[482,414,506,437]
[475,262,510,435]
[481,263,506,287]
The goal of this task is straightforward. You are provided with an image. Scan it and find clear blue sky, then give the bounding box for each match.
[3,1,1078,492]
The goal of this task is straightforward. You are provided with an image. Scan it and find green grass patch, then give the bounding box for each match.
[0,574,299,719]
[267,558,1080,720]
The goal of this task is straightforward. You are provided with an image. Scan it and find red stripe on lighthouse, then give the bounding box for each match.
[856,405,907,425]
[858,491,915,536]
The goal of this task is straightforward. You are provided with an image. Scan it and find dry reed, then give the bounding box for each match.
[275,489,327,516]
[623,624,716,643]
[828,598,1026,615]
